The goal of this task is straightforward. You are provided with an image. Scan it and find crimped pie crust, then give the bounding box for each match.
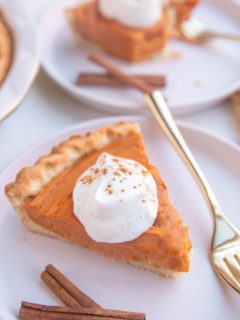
[5,122,140,232]
[0,12,13,85]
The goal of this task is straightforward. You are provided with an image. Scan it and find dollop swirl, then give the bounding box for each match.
[73,153,158,243]
[98,0,163,29]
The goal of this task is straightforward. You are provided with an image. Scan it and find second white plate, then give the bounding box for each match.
[41,0,240,115]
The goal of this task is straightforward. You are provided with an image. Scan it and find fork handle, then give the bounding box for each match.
[145,91,222,217]
[205,32,240,42]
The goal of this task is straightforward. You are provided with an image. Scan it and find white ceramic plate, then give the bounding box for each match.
[0,116,239,319]
[41,0,240,115]
[0,0,41,122]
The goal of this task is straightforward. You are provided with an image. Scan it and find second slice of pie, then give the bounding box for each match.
[66,0,199,62]
[5,121,191,277]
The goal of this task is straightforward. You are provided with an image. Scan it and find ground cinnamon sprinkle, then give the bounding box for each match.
[120,167,128,174]
[106,183,113,195]
[102,168,108,175]
[80,175,94,184]
[93,168,99,175]
[141,169,148,176]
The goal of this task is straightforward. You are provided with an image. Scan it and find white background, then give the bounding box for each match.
[0,0,239,172]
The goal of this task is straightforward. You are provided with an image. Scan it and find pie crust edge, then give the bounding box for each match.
[0,12,13,86]
[5,121,140,232]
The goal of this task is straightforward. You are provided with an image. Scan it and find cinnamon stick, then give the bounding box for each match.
[19,302,145,320]
[41,264,100,308]
[76,73,166,88]
[89,54,154,94]
[41,271,82,308]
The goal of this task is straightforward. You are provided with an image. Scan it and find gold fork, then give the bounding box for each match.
[146,91,240,293]
[89,54,240,293]
[181,18,240,43]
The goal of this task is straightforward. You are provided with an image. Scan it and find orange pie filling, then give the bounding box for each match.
[23,133,191,273]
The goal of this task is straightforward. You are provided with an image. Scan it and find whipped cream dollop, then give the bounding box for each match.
[98,0,163,29]
[73,153,158,243]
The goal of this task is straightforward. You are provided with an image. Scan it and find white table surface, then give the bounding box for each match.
[0,0,239,172]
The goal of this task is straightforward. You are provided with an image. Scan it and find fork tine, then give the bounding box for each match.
[183,21,197,32]
[234,254,240,265]
[223,257,240,278]
[181,23,202,41]
[217,261,240,292]
[188,18,204,30]
[183,19,204,32]
[182,24,197,38]
[181,18,208,42]
[184,21,199,32]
